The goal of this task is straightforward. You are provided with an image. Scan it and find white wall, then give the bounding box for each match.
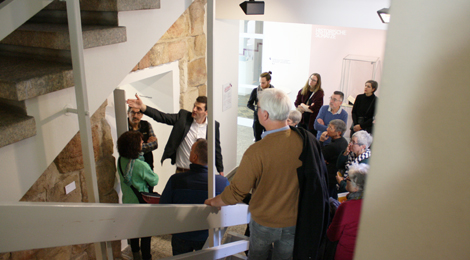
[261,22,312,103]
[216,0,390,30]
[108,62,180,194]
[354,1,470,259]
[309,24,387,99]
[213,18,240,174]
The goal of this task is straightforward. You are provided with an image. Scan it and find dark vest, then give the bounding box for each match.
[129,120,154,169]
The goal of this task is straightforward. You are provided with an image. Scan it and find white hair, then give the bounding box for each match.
[258,89,292,121]
[348,163,369,191]
[352,130,373,148]
[288,110,302,124]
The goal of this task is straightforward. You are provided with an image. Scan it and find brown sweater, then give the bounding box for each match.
[221,128,303,228]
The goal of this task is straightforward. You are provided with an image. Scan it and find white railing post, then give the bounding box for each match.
[63,0,110,259]
[206,0,224,248]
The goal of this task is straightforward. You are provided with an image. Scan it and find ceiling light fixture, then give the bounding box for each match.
[377,8,390,23]
[240,0,265,15]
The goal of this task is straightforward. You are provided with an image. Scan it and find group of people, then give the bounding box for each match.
[117,71,378,260]
[248,72,378,143]
[118,95,227,260]
[242,72,378,260]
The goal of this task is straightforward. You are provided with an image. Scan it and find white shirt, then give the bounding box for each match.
[175,118,207,169]
[328,106,343,115]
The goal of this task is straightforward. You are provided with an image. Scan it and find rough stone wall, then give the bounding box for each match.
[0,101,121,260]
[132,0,208,111]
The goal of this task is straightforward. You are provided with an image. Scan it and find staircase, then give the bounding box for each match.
[0,0,159,148]
[0,0,191,202]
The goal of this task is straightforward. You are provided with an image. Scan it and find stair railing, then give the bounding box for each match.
[0,202,250,257]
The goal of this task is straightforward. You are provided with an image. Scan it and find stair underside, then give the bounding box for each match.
[0,106,36,148]
[0,55,73,101]
[1,23,127,50]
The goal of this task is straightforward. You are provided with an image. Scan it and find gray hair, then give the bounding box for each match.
[348,163,369,191]
[288,110,302,125]
[258,89,292,121]
[352,130,373,148]
[329,119,346,136]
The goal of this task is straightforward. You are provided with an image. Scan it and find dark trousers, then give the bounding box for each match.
[253,119,265,142]
[171,235,205,256]
[130,237,152,260]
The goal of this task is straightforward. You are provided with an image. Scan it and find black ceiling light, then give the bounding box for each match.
[377,8,390,23]
[240,0,265,15]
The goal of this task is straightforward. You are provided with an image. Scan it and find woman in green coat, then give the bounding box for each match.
[117,131,159,260]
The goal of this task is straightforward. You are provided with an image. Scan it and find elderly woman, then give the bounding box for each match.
[350,80,378,137]
[336,130,372,192]
[287,109,302,127]
[327,163,368,260]
[294,73,324,135]
[117,131,159,260]
[319,119,348,199]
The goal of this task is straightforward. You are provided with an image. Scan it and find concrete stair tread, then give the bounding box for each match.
[0,55,73,101]
[45,0,161,12]
[0,107,36,148]
[1,23,127,50]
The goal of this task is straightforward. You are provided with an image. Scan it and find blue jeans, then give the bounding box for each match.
[248,219,296,260]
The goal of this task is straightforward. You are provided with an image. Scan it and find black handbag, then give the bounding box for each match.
[118,157,160,204]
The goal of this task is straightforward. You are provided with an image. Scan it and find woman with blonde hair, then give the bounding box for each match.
[294,73,324,135]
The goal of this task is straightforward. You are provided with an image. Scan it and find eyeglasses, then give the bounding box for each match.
[130,111,142,115]
[350,141,361,146]
[330,97,342,102]
[309,77,317,82]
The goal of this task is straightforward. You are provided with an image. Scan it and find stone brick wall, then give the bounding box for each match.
[133,0,208,111]
[0,101,121,260]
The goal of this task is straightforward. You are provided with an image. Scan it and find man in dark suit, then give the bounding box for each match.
[127,94,224,175]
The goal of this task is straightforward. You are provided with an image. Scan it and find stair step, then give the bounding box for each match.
[0,55,73,101]
[29,9,119,26]
[0,23,126,50]
[0,106,36,148]
[45,0,160,12]
[0,44,71,64]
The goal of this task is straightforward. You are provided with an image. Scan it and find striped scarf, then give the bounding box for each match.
[345,149,371,175]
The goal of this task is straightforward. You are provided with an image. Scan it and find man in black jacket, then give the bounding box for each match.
[127,94,224,175]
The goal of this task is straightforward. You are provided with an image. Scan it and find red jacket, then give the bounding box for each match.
[327,199,363,260]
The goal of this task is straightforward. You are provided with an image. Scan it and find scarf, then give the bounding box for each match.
[345,148,371,174]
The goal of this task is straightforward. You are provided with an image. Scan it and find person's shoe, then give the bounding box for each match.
[132,251,142,260]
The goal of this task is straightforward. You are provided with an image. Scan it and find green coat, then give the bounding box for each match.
[118,156,159,204]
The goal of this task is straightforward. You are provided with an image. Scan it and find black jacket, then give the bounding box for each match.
[291,126,330,260]
[144,106,224,173]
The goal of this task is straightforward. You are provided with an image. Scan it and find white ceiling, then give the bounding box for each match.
[216,0,390,30]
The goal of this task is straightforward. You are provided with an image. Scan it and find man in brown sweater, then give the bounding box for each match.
[205,88,303,260]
